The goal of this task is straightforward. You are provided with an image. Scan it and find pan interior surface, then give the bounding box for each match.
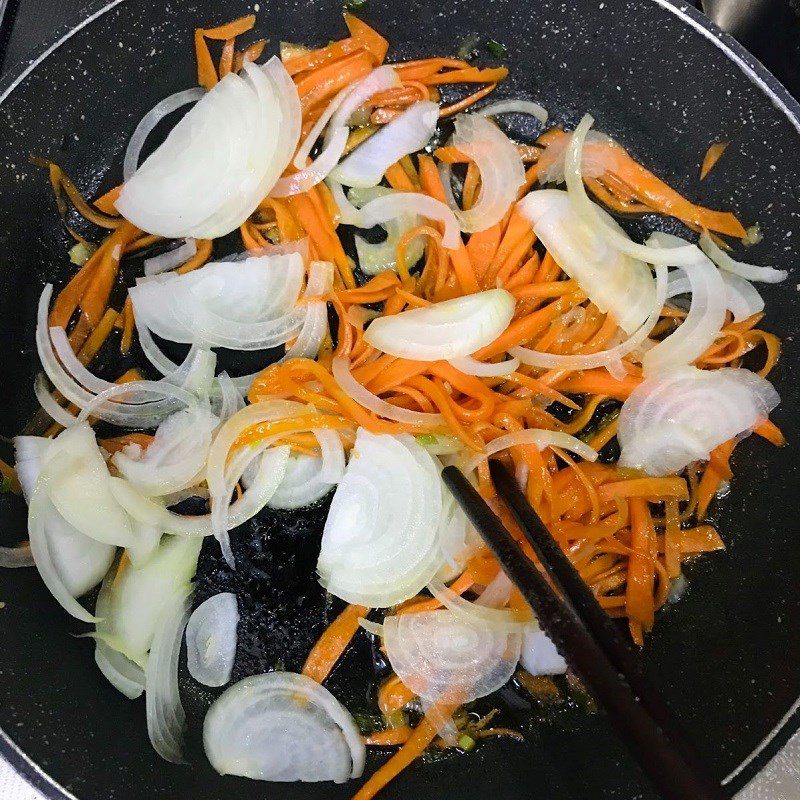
[0,1,798,799]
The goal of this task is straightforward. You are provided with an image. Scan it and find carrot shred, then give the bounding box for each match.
[364,728,413,747]
[93,184,122,215]
[700,142,729,181]
[626,498,656,634]
[302,603,369,684]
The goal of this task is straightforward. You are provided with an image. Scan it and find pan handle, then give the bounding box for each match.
[699,0,793,79]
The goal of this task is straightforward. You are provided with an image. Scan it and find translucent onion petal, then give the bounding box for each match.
[186,592,239,687]
[699,231,788,283]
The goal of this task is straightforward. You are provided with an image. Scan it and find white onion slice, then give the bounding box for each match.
[427,576,526,631]
[519,627,567,676]
[720,271,764,322]
[642,233,727,375]
[364,288,515,361]
[331,101,439,188]
[327,179,366,226]
[266,453,334,510]
[95,640,146,700]
[518,188,655,334]
[186,592,239,687]
[564,116,701,267]
[131,254,305,351]
[282,260,333,361]
[146,586,193,763]
[465,429,597,473]
[383,610,521,704]
[448,355,520,377]
[699,232,788,283]
[618,365,780,476]
[357,192,461,250]
[203,672,365,782]
[478,99,548,124]
[112,404,219,497]
[16,435,116,604]
[446,114,525,232]
[118,59,300,239]
[536,129,614,186]
[348,186,425,276]
[0,543,35,569]
[318,429,446,607]
[332,356,443,426]
[123,88,206,182]
[315,428,346,484]
[144,239,197,276]
[95,535,201,668]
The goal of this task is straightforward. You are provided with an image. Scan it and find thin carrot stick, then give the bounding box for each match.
[302,603,369,683]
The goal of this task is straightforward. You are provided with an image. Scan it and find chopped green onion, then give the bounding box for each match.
[742,223,762,246]
[344,0,368,10]
[0,475,13,494]
[457,734,476,752]
[486,39,506,58]
[415,434,438,447]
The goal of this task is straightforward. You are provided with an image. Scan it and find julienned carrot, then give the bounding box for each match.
[296,49,374,113]
[219,37,235,78]
[352,702,460,800]
[396,571,473,614]
[417,155,479,294]
[555,369,642,401]
[700,142,728,181]
[440,83,499,117]
[422,66,508,86]
[378,675,417,717]
[696,439,736,518]
[302,603,369,684]
[626,498,656,638]
[384,161,416,192]
[754,419,785,446]
[364,728,413,747]
[343,13,389,63]
[663,499,682,580]
[194,29,219,89]
[93,184,122,215]
[599,477,689,502]
[232,39,267,73]
[99,432,154,456]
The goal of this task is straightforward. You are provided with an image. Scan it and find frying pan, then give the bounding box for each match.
[0,1,799,798]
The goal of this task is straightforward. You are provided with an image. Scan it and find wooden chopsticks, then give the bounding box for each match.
[441,462,727,800]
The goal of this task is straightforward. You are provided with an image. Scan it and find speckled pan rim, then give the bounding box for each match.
[0,0,799,797]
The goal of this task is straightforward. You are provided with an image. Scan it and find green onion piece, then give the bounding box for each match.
[486,39,507,58]
[415,434,438,447]
[0,475,13,494]
[458,734,476,752]
[344,0,368,10]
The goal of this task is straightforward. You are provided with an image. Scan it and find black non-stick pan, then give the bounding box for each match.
[0,1,798,798]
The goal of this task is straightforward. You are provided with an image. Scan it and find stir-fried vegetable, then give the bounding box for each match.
[6,10,788,799]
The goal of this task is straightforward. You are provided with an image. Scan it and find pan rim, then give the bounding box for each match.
[0,0,798,797]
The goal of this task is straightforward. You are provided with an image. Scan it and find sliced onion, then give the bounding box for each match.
[445,114,525,232]
[448,355,519,377]
[271,66,400,197]
[364,288,515,361]
[95,640,146,700]
[519,627,567,676]
[699,231,787,283]
[214,372,245,421]
[509,259,668,375]
[331,101,439,188]
[477,99,548,124]
[383,610,521,704]
[476,569,513,608]
[315,428,346,484]
[720,271,764,322]
[146,586,193,763]
[117,59,299,239]
[0,543,35,569]
[112,404,219,497]
[123,88,206,182]
[327,179,367,226]
[618,365,780,476]
[144,239,197,276]
[357,192,461,250]
[332,356,443,426]
[131,254,305,351]
[186,592,239,687]
[203,672,365,782]
[518,188,655,334]
[466,429,597,472]
[282,260,333,361]
[348,186,425,276]
[642,233,727,375]
[536,129,614,186]
[564,115,701,267]
[318,430,446,607]
[427,576,526,631]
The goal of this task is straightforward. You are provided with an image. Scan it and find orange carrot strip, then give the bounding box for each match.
[302,603,369,683]
[664,499,681,580]
[753,419,785,446]
[120,296,135,354]
[696,439,735,518]
[99,432,154,456]
[93,184,122,215]
[219,37,235,78]
[352,702,460,800]
[626,498,656,633]
[365,728,413,747]
[378,675,417,716]
[194,29,219,89]
[439,83,497,117]
[296,50,373,113]
[202,14,256,40]
[423,66,508,85]
[176,238,213,274]
[343,13,389,63]
[599,477,689,502]
[555,369,642,401]
[385,161,416,192]
[700,142,729,181]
